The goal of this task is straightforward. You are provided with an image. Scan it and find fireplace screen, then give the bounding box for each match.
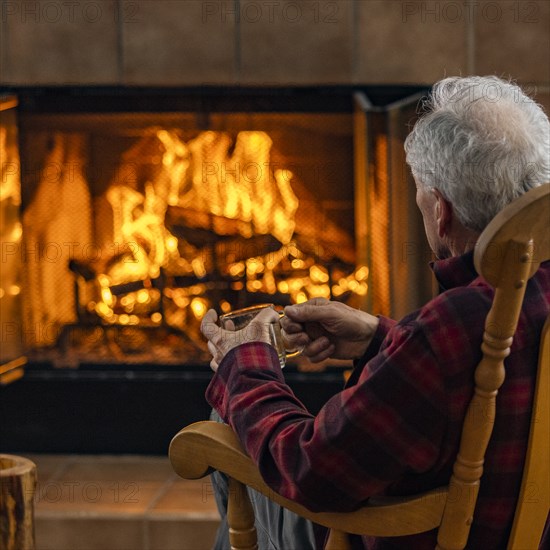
[4,88,433,369]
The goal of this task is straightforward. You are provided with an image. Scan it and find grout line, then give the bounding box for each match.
[116,0,124,84]
[0,0,9,82]
[351,0,360,84]
[466,3,476,75]
[144,474,178,515]
[143,512,150,550]
[234,0,241,84]
[43,456,74,483]
[142,475,178,550]
[35,509,148,520]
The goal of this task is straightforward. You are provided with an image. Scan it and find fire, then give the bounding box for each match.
[181,131,299,243]
[18,125,368,342]
[67,129,368,331]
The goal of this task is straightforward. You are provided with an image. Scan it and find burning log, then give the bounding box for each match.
[165,205,245,246]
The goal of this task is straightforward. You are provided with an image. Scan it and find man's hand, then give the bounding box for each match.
[281,298,378,363]
[200,308,279,371]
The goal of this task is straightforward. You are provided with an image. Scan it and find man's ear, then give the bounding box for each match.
[432,188,453,238]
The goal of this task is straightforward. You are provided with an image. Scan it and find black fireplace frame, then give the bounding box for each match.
[8,84,428,114]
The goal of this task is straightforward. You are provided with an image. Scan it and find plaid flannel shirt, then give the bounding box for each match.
[206,252,550,549]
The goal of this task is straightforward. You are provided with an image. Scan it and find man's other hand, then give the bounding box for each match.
[281,298,379,363]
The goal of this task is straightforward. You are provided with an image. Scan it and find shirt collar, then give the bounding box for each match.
[431,251,479,292]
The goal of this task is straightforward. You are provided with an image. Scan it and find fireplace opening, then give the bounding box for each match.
[1,86,436,453]
[5,86,433,370]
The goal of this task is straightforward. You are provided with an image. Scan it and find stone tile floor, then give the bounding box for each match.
[25,454,220,550]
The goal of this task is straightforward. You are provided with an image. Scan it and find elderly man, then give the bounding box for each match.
[201,76,550,549]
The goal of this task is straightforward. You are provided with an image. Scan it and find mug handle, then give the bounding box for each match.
[276,311,304,358]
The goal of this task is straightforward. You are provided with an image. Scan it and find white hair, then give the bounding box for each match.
[404,76,550,231]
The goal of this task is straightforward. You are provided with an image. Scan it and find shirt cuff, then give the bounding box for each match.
[205,342,284,422]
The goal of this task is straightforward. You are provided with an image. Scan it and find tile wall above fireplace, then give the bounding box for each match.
[0,0,548,110]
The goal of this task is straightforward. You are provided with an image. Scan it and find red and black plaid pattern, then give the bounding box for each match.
[207,253,550,549]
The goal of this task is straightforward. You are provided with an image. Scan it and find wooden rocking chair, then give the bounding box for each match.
[170,183,550,550]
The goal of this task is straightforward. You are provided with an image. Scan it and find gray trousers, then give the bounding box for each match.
[210,410,318,550]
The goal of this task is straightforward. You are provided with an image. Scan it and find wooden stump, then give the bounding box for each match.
[0,454,37,550]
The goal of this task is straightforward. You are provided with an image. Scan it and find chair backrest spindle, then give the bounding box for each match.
[437,240,536,550]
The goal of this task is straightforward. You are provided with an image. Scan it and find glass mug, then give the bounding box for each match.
[218,303,302,368]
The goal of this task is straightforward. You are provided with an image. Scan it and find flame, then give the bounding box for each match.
[0,126,21,205]
[90,129,369,328]
[182,131,298,243]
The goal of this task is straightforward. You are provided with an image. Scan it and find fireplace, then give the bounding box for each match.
[0,86,434,453]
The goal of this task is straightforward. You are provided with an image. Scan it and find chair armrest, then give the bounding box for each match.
[169,421,448,537]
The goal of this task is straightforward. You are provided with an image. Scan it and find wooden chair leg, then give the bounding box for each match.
[0,454,37,550]
[227,477,258,550]
[325,528,352,550]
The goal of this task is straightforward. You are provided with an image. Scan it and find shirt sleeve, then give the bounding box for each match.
[348,315,396,387]
[206,321,447,513]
